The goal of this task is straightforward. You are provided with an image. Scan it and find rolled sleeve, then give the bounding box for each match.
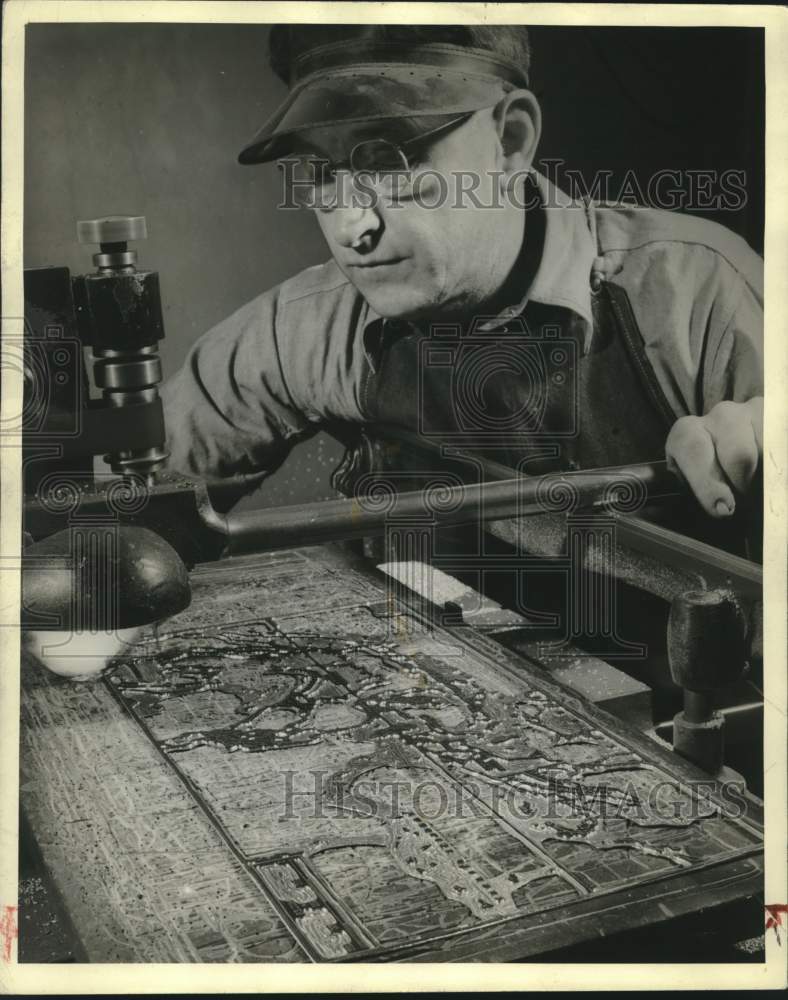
[598,211,764,420]
[160,288,312,487]
[703,276,764,412]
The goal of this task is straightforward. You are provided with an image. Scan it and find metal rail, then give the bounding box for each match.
[613,514,762,601]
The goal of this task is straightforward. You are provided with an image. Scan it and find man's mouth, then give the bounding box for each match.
[349,257,408,269]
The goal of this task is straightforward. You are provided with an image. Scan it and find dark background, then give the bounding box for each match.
[24,24,764,508]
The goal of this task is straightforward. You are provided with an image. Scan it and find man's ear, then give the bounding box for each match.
[493,89,541,173]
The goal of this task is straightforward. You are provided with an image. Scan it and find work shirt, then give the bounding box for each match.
[160,171,763,497]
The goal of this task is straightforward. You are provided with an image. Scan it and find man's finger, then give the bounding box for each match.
[665,415,736,517]
[704,401,760,495]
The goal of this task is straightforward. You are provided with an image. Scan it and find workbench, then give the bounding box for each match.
[19,544,763,963]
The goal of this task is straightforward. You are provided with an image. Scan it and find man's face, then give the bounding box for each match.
[288,110,527,320]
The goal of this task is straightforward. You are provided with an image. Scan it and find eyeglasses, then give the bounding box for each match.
[279,113,474,210]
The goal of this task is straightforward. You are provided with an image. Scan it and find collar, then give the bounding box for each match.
[473,171,596,349]
[517,169,596,346]
[362,168,598,366]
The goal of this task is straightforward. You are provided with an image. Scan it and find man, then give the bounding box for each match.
[161,25,763,531]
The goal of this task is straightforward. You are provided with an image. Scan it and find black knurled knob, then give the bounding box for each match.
[667,589,746,692]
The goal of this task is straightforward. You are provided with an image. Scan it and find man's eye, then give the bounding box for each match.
[310,163,338,185]
[404,149,429,170]
[407,170,443,204]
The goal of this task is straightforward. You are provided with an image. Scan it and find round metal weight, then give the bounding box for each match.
[77,215,148,245]
[92,250,137,269]
[93,356,162,390]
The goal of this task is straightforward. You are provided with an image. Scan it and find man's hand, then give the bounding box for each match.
[665,397,763,517]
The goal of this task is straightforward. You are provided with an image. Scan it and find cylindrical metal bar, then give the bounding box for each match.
[683,688,712,724]
[223,461,678,557]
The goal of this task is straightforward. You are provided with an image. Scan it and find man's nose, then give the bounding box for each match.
[331,180,383,252]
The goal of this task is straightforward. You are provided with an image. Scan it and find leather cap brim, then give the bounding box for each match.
[238,64,512,164]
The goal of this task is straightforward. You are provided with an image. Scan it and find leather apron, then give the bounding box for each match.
[359,282,674,478]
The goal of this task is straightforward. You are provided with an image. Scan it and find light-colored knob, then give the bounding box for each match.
[77,215,147,245]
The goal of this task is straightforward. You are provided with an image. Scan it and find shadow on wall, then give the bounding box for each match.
[24,23,764,509]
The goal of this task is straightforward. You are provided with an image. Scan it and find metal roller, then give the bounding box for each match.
[221,460,681,556]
